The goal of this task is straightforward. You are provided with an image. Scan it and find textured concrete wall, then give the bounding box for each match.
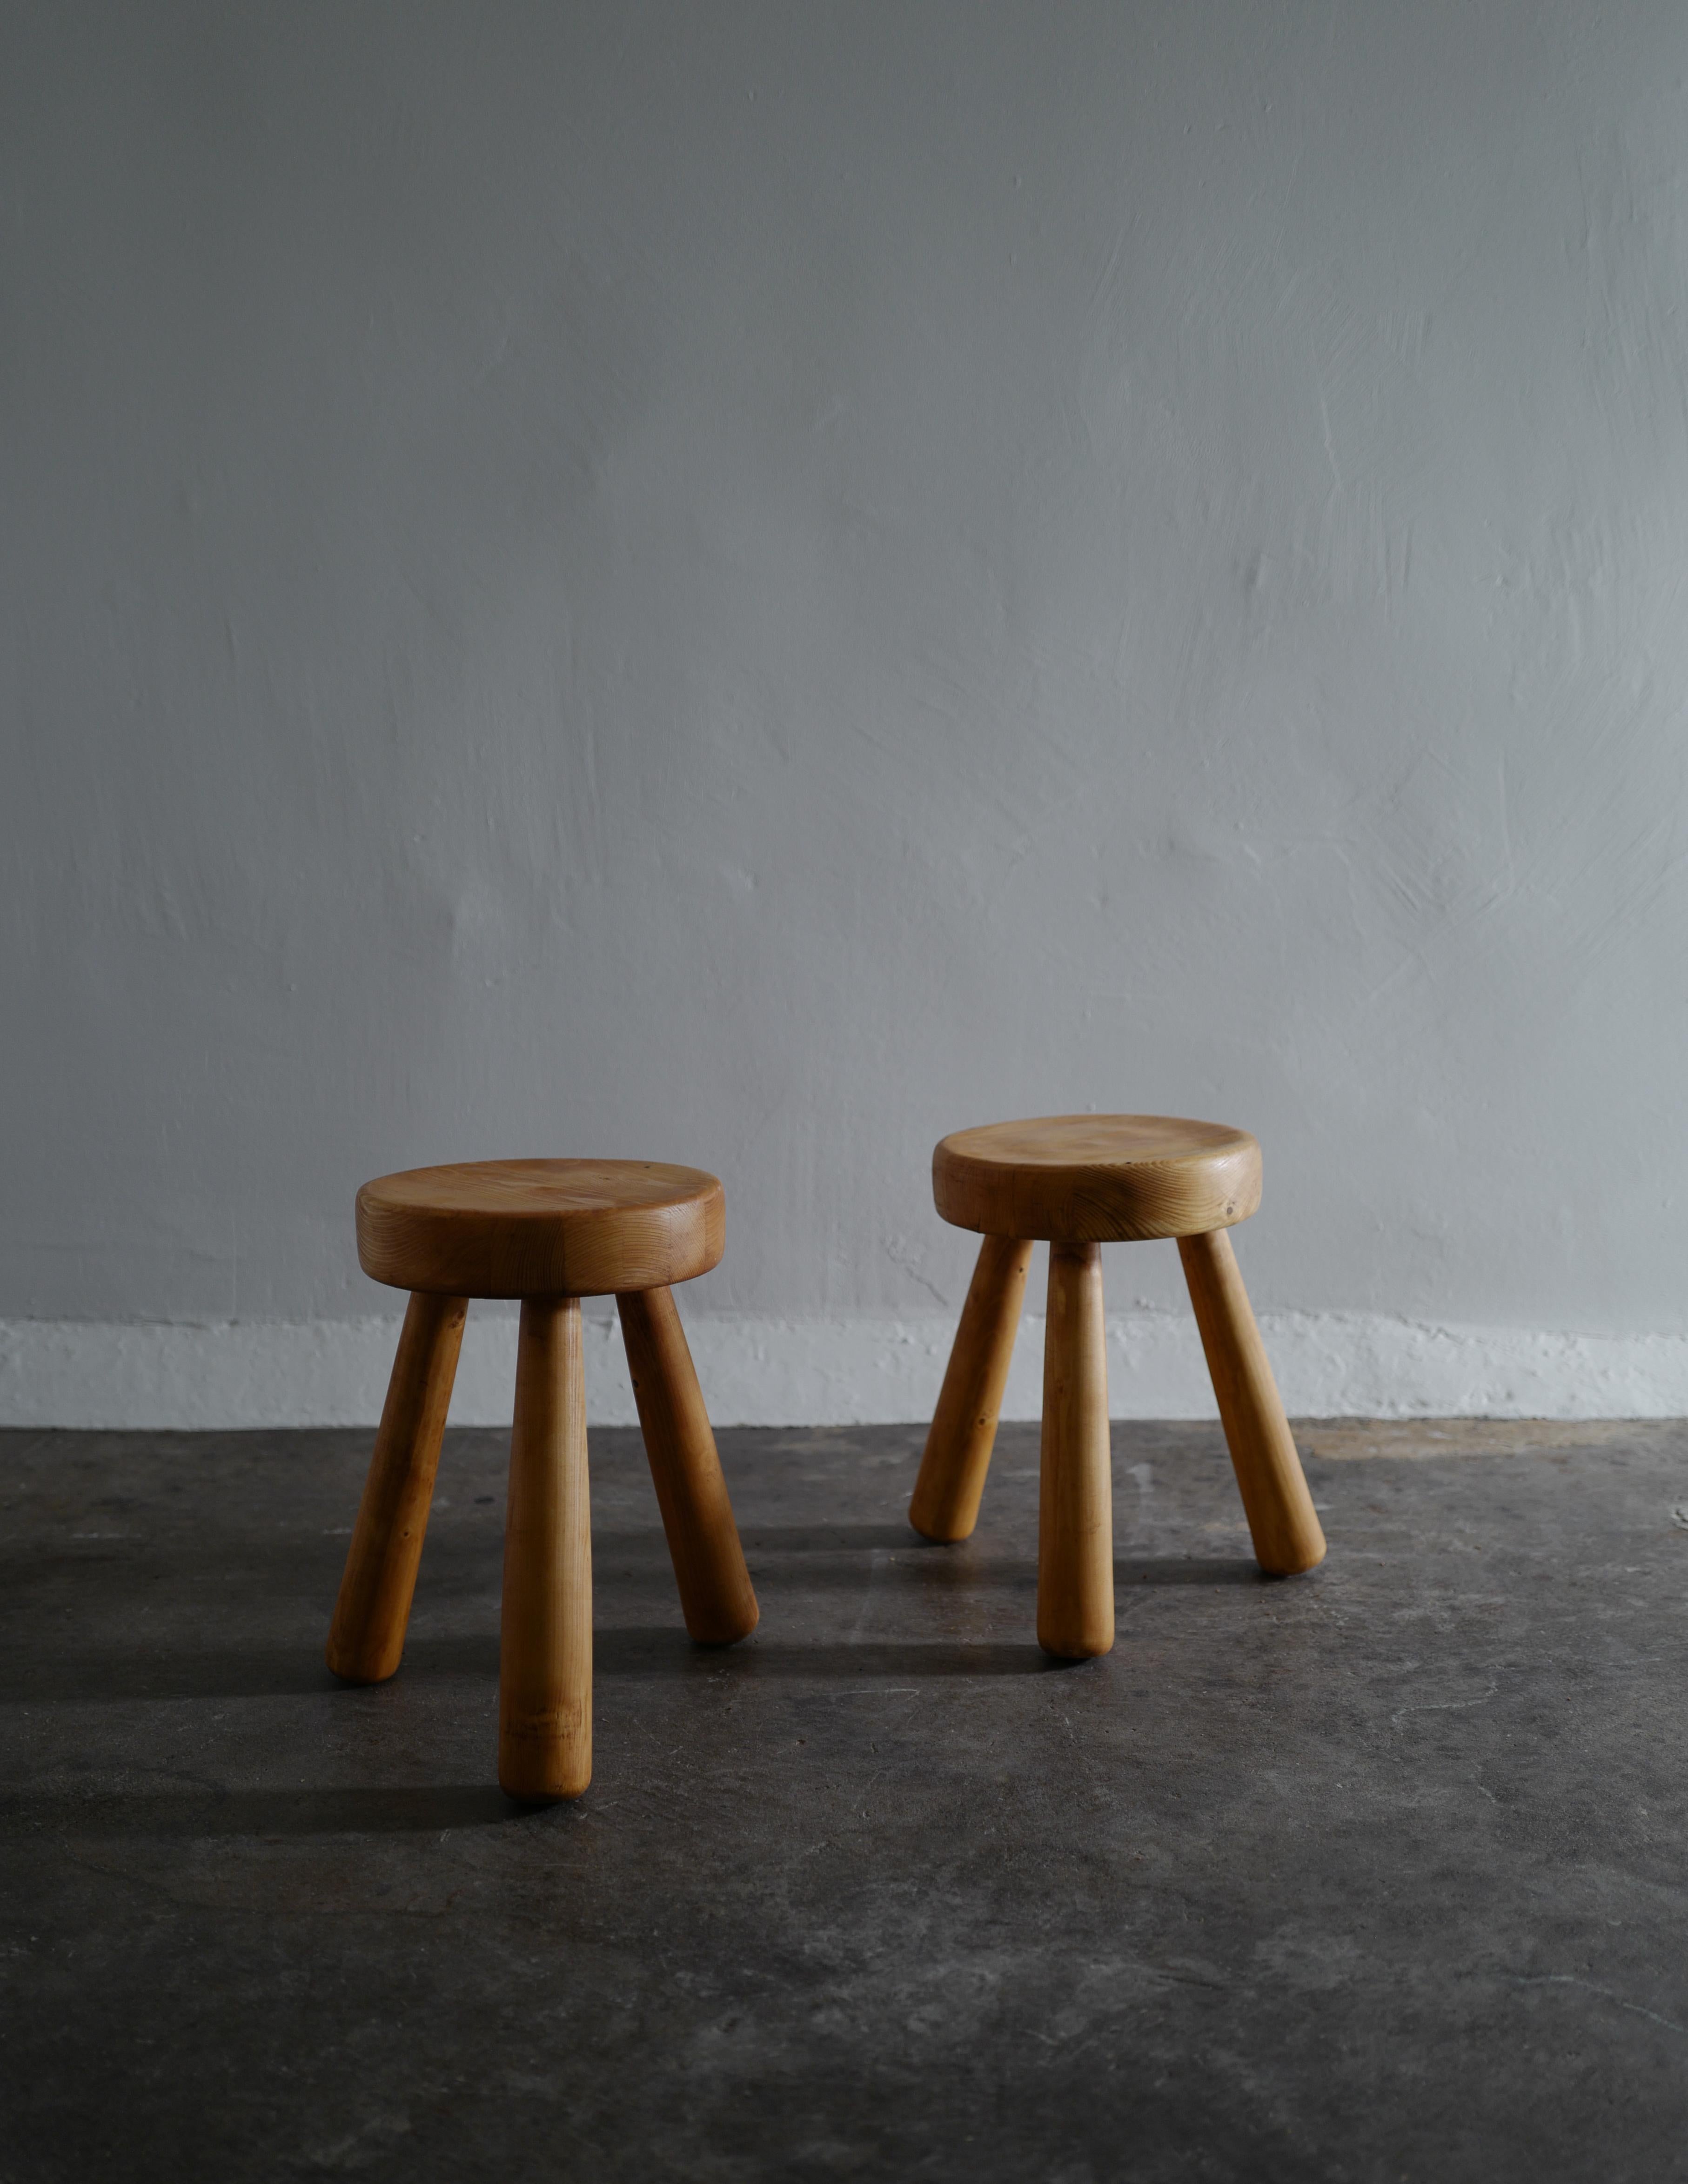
[6,4,1688,1419]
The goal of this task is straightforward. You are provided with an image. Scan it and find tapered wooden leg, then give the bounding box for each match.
[1179,1228,1326,1576]
[1038,1242,1115,1658]
[616,1286,758,1645]
[326,1290,467,1684]
[499,1296,593,1801]
[909,1234,1034,1542]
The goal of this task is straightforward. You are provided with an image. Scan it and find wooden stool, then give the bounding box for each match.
[325,1159,758,1800]
[909,1115,1325,1657]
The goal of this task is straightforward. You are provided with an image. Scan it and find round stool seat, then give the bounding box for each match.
[355,1159,725,1299]
[932,1114,1261,1243]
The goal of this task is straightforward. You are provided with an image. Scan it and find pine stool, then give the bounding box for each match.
[909,1116,1325,1657]
[325,1159,758,1799]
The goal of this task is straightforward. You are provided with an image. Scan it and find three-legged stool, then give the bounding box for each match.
[908,1115,1325,1656]
[326,1159,758,1799]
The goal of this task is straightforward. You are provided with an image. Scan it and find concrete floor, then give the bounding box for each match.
[2,1417,1686,2182]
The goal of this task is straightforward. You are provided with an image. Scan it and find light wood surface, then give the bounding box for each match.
[908,1235,1033,1542]
[326,1289,466,1684]
[616,1286,759,1645]
[1178,1228,1326,1576]
[933,1115,1261,1243]
[498,1296,593,1800]
[1037,1242,1115,1657]
[356,1159,725,1299]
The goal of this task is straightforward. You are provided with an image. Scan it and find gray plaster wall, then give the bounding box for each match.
[5,4,1688,1403]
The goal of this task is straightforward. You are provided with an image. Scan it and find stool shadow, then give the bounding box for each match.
[593,1628,1058,1679]
[0,1783,529,1841]
[728,1524,932,1554]
[1115,1557,1266,1586]
[744,1549,1264,1593]
[2,1632,510,1704]
[0,1651,348,1705]
[0,1559,1263,1706]
[589,1523,924,1560]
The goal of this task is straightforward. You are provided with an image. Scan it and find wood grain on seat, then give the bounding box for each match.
[932,1114,1261,1243]
[355,1159,725,1299]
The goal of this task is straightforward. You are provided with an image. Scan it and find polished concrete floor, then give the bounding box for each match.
[2,1416,1686,2182]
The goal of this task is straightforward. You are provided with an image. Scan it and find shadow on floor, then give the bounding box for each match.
[0,1652,352,1704]
[0,1558,1264,1703]
[0,1628,1086,1703]
[742,1543,1264,1593]
[0,1783,531,1840]
[734,1523,934,1553]
[594,1629,1065,1679]
[1115,1557,1268,1586]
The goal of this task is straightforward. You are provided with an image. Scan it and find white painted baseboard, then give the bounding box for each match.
[3,1309,1687,1430]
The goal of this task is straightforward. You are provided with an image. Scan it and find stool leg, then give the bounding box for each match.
[616,1286,758,1645]
[1178,1228,1326,1576]
[1038,1242,1115,1657]
[499,1296,593,1800]
[909,1235,1034,1542]
[326,1290,467,1684]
